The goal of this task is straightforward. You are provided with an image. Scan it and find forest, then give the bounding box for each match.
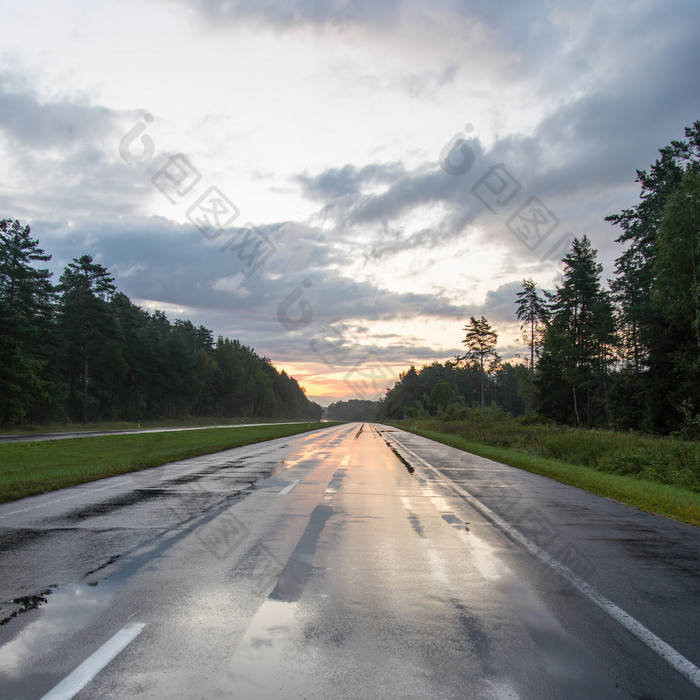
[380,122,700,436]
[0,231,321,426]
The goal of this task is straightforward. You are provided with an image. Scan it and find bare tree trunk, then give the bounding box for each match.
[572,383,580,425]
[480,367,485,415]
[691,242,700,347]
[83,354,89,425]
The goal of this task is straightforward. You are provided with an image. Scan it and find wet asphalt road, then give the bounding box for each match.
[0,422,699,699]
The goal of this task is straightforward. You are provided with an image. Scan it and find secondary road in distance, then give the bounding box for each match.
[0,422,699,698]
[0,422,312,444]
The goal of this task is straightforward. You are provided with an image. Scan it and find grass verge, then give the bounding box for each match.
[391,423,700,527]
[0,422,334,504]
[0,416,308,436]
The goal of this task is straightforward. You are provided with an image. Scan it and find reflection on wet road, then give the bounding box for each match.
[1,423,699,698]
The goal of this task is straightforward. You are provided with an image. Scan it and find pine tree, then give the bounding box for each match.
[515,278,548,371]
[461,316,500,414]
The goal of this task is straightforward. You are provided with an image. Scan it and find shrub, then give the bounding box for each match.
[398,415,700,493]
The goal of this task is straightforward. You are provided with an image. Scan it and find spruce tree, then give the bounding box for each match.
[57,255,117,423]
[0,220,54,424]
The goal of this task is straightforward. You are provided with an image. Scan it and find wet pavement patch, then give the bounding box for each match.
[54,488,168,523]
[324,468,346,495]
[408,512,425,538]
[0,528,49,552]
[269,504,334,603]
[84,554,121,577]
[442,513,469,531]
[384,439,414,474]
[0,588,56,626]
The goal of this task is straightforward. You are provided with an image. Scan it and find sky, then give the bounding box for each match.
[1,0,699,406]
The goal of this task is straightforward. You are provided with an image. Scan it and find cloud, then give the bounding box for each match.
[0,76,118,148]
[33,213,470,353]
[297,162,406,200]
[295,139,487,247]
[183,0,404,33]
[171,0,525,91]
[287,0,700,272]
[472,280,525,324]
[0,75,154,219]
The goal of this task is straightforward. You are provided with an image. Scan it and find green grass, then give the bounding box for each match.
[0,416,308,436]
[390,421,700,527]
[0,422,334,504]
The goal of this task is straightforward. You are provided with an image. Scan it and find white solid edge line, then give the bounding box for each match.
[40,622,145,700]
[279,480,300,495]
[389,434,700,690]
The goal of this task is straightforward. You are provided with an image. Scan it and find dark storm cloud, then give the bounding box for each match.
[346,165,466,224]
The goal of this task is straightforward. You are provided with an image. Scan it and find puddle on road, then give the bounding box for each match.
[225,600,302,697]
[0,578,121,677]
[0,477,263,667]
[0,588,57,627]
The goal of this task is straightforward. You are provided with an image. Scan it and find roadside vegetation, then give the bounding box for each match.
[0,422,333,504]
[0,415,314,436]
[390,416,700,526]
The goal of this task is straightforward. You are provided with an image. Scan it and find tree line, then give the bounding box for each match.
[380,359,527,421]
[380,121,700,436]
[0,225,321,426]
[325,399,380,421]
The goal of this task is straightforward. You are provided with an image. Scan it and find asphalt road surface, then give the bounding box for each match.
[0,422,699,699]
